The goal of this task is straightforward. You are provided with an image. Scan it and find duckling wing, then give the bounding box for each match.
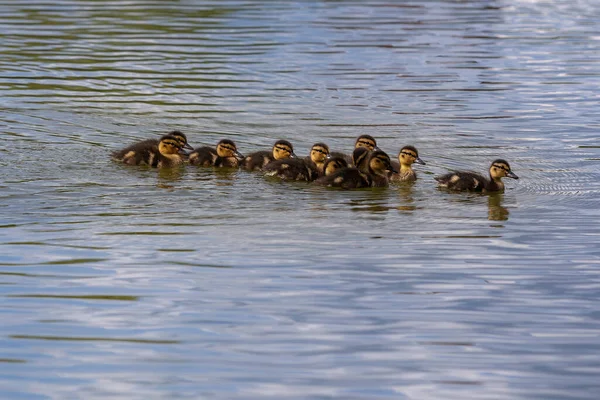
[189,146,218,166]
[314,168,370,189]
[264,159,316,181]
[241,151,273,171]
[435,171,487,191]
[112,138,158,161]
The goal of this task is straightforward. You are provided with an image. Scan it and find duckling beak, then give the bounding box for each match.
[325,154,332,159]
[183,143,194,150]
[414,157,426,165]
[234,150,244,160]
[373,146,381,152]
[178,148,189,155]
[506,170,519,179]
[289,152,297,159]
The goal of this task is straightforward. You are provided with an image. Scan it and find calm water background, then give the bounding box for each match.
[1,0,600,399]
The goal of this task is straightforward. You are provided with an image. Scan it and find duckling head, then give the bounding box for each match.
[158,135,185,155]
[355,134,379,151]
[216,139,244,160]
[352,147,371,171]
[310,142,330,164]
[272,140,296,160]
[489,159,518,180]
[368,150,397,176]
[323,157,348,176]
[169,130,193,150]
[398,145,426,167]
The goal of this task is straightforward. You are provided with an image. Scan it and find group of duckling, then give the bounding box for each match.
[112,130,519,193]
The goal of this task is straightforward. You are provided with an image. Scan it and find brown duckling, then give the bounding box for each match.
[330,134,379,165]
[112,134,186,168]
[112,130,192,161]
[390,145,426,183]
[304,142,330,174]
[322,156,349,177]
[189,139,244,168]
[435,159,518,193]
[315,150,396,189]
[313,157,349,185]
[240,140,296,171]
[263,142,330,182]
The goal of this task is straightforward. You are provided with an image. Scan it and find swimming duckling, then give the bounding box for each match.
[313,157,348,185]
[112,134,186,168]
[240,140,296,171]
[111,130,193,161]
[189,139,244,168]
[322,156,349,177]
[304,142,330,174]
[435,159,518,193]
[263,142,330,181]
[330,134,379,165]
[315,150,396,189]
[390,145,426,183]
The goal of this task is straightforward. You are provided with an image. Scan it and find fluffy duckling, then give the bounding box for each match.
[189,139,244,168]
[263,142,330,182]
[330,134,379,165]
[315,150,396,189]
[304,142,330,174]
[240,140,296,171]
[435,159,518,193]
[112,130,193,161]
[112,134,186,168]
[322,156,349,177]
[313,157,349,185]
[390,145,426,183]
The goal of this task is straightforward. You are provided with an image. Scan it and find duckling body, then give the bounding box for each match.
[315,150,396,189]
[263,143,329,182]
[241,140,296,171]
[112,130,192,161]
[330,134,379,166]
[189,139,243,168]
[435,159,518,193]
[390,145,426,183]
[112,134,186,168]
[263,158,318,182]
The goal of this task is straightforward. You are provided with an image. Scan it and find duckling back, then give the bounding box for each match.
[240,151,274,171]
[314,167,371,189]
[263,158,318,182]
[435,171,488,191]
[189,147,218,167]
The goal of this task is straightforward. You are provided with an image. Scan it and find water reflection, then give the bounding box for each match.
[488,194,509,222]
[394,183,418,213]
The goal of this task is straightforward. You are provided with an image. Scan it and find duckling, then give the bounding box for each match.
[112,130,193,161]
[435,159,518,193]
[189,139,244,168]
[240,140,296,171]
[263,142,330,182]
[322,156,349,177]
[313,157,349,185]
[263,158,318,182]
[315,150,396,189]
[390,145,426,183]
[330,134,379,165]
[304,142,330,174]
[112,134,186,168]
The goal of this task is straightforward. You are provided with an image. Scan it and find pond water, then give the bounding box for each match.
[1,0,600,399]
